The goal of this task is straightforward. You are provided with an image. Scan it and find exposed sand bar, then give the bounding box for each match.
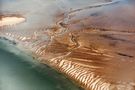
[0,15,26,27]
[1,0,135,90]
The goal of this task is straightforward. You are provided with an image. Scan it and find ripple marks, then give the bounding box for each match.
[48,57,111,90]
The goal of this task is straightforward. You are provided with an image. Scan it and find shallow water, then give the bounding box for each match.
[0,40,81,90]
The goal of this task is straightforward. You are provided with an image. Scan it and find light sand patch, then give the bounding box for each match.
[0,16,25,27]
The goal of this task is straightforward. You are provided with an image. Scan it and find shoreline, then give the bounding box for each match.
[0,38,83,90]
[1,0,135,90]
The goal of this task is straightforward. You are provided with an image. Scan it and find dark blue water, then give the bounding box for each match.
[0,40,81,90]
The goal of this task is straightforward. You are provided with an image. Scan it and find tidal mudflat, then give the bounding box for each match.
[1,0,135,90]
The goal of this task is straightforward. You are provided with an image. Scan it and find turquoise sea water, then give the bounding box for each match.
[0,40,81,90]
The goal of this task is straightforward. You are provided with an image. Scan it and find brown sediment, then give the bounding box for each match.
[1,0,135,90]
[41,27,135,90]
[38,0,135,89]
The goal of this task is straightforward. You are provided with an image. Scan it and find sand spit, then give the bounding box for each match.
[1,0,135,90]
